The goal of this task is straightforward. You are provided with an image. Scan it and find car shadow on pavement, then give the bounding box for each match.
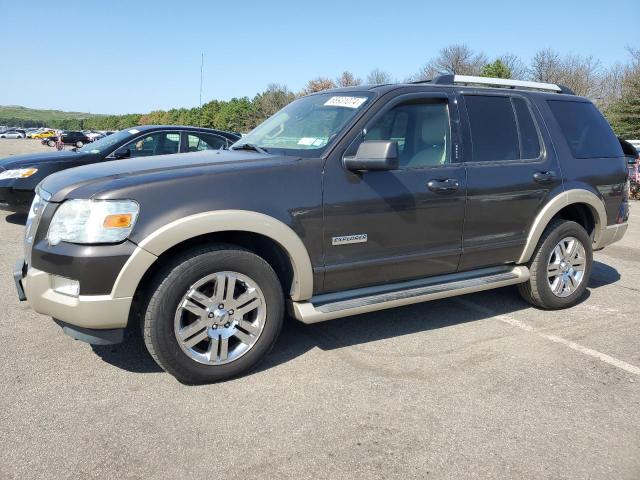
[90,329,163,374]
[88,261,622,378]
[589,261,621,288]
[256,287,534,374]
[5,212,27,225]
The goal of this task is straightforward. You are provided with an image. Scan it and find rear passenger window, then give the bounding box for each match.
[464,95,519,162]
[548,100,623,158]
[513,98,541,159]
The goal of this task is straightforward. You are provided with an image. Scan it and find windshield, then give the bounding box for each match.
[77,128,139,154]
[232,92,372,155]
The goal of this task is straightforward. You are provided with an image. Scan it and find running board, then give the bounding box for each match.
[290,266,530,324]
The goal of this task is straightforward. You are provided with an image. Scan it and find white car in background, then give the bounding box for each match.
[0,130,26,139]
[627,139,640,153]
[84,131,105,142]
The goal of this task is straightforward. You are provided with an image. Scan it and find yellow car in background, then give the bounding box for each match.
[32,130,56,139]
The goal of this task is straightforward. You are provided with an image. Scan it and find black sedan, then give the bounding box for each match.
[0,125,241,212]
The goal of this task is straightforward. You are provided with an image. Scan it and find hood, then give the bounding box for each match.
[40,149,294,202]
[0,150,93,170]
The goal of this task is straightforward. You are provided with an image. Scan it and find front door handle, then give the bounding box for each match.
[533,171,556,183]
[427,178,460,193]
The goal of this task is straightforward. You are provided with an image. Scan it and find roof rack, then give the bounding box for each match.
[423,74,575,95]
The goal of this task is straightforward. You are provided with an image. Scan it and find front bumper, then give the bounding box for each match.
[0,185,34,212]
[17,263,132,330]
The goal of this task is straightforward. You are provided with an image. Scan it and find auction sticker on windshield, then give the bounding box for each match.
[324,96,368,109]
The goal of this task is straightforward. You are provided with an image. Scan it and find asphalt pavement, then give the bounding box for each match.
[0,201,638,479]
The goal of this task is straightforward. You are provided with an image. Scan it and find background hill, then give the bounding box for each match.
[0,105,104,128]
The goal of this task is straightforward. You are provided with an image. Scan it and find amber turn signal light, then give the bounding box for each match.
[103,213,133,228]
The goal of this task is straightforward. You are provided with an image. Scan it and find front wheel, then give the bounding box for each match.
[47,140,55,147]
[75,141,83,148]
[518,220,592,309]
[143,245,284,384]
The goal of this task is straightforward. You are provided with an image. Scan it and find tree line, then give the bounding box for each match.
[4,45,639,138]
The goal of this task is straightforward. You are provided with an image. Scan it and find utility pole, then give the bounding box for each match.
[199,52,204,126]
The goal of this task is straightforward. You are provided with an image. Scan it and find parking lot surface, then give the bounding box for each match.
[0,141,638,479]
[0,138,51,157]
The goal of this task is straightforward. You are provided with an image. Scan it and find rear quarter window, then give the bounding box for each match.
[548,100,622,158]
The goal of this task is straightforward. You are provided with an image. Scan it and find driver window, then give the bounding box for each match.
[364,101,451,168]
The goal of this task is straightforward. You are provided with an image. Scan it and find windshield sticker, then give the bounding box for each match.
[128,129,140,134]
[324,96,367,109]
[297,137,317,146]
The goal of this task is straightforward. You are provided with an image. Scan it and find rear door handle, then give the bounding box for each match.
[427,178,460,193]
[533,171,556,183]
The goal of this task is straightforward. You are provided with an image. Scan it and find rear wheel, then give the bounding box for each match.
[518,220,592,309]
[143,245,284,384]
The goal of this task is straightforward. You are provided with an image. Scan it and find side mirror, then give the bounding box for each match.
[113,147,131,159]
[344,140,399,172]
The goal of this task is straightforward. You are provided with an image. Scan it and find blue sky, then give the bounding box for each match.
[1,0,638,114]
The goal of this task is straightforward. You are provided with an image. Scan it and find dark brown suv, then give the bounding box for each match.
[14,75,631,384]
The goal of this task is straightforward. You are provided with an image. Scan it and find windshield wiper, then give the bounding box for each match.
[231,143,268,154]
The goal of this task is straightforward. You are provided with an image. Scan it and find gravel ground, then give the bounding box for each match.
[0,138,52,156]
[0,139,638,479]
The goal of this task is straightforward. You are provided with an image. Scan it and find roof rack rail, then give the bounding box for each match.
[425,74,575,95]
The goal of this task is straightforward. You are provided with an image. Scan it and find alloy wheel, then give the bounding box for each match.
[174,271,266,365]
[547,236,586,298]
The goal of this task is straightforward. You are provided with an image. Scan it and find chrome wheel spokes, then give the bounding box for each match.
[547,236,586,298]
[174,271,266,365]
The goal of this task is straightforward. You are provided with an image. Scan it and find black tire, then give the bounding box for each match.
[518,219,592,309]
[142,244,284,384]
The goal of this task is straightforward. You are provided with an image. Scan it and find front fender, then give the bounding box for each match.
[111,210,314,301]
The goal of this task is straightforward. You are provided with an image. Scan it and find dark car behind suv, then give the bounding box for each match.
[56,131,91,147]
[14,76,630,384]
[0,125,241,211]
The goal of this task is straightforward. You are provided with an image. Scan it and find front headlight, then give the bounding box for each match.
[0,167,38,180]
[47,199,139,246]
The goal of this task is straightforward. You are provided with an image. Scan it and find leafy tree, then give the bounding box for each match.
[607,49,640,138]
[214,97,256,132]
[480,60,512,79]
[253,84,295,123]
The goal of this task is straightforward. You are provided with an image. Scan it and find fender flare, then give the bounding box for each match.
[111,210,314,301]
[517,189,607,264]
